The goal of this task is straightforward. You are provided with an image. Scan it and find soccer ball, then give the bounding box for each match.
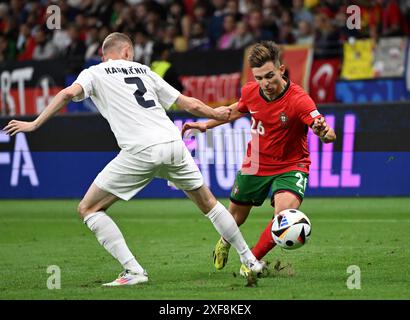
[271,209,311,250]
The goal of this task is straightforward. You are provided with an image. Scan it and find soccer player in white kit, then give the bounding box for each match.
[3,33,265,286]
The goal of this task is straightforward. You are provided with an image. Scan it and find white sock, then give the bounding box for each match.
[221,237,230,246]
[84,211,145,274]
[206,202,255,264]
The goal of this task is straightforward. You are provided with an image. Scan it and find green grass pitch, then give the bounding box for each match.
[0,198,409,300]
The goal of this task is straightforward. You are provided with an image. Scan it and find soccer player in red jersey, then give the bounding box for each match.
[182,41,336,276]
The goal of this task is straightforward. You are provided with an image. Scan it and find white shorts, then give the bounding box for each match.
[94,140,204,200]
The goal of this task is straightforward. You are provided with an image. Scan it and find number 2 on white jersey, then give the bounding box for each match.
[124,77,155,108]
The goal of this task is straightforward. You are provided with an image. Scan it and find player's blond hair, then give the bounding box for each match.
[248,41,281,68]
[102,32,133,55]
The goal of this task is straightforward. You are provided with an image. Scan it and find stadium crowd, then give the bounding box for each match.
[0,0,409,65]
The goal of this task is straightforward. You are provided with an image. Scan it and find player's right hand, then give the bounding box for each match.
[312,116,329,138]
[181,122,207,137]
[2,120,38,136]
[213,106,232,121]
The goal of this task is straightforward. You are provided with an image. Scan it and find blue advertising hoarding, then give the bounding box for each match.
[336,79,410,103]
[0,103,409,198]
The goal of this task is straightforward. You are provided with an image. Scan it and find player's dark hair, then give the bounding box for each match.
[248,41,281,68]
[102,32,133,55]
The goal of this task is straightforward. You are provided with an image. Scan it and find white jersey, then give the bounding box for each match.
[72,59,181,154]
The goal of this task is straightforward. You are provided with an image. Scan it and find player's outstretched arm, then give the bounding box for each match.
[3,84,83,136]
[176,94,232,121]
[312,116,336,143]
[181,102,245,137]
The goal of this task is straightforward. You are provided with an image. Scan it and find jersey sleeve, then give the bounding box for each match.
[297,94,321,126]
[72,69,93,102]
[150,70,180,110]
[237,87,249,113]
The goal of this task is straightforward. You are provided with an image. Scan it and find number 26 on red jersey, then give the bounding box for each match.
[250,118,265,135]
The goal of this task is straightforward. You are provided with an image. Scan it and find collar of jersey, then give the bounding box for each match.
[259,77,290,103]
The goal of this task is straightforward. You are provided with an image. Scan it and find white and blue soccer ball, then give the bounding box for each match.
[271,209,311,250]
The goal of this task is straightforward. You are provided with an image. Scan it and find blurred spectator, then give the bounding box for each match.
[10,0,29,25]
[276,9,296,44]
[305,0,319,9]
[381,0,409,36]
[32,27,58,60]
[401,0,410,26]
[162,23,178,47]
[315,0,338,19]
[84,0,113,26]
[230,20,254,49]
[277,9,293,29]
[226,0,243,22]
[188,21,211,50]
[217,14,236,49]
[110,2,126,29]
[208,0,227,46]
[112,5,138,33]
[334,9,360,42]
[134,29,154,65]
[51,16,71,54]
[85,26,100,60]
[67,0,89,10]
[247,8,274,42]
[135,2,149,23]
[1,0,409,64]
[92,25,110,59]
[262,0,280,40]
[313,12,341,58]
[0,33,16,62]
[16,23,35,61]
[159,22,187,52]
[74,14,88,42]
[64,24,86,73]
[150,41,183,110]
[181,2,210,42]
[145,10,162,39]
[277,23,296,44]
[167,1,186,31]
[292,0,314,24]
[238,0,256,15]
[295,20,314,45]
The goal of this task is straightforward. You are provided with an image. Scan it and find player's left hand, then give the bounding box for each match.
[312,116,329,138]
[2,120,38,136]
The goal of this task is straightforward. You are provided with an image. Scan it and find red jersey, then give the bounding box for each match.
[238,80,321,176]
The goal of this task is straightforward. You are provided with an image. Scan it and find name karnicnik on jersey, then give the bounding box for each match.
[104,66,148,75]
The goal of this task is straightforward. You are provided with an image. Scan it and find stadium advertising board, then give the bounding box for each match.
[0,59,66,116]
[0,104,409,198]
[172,49,243,107]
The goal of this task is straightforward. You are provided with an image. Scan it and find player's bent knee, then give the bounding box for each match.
[77,201,94,219]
